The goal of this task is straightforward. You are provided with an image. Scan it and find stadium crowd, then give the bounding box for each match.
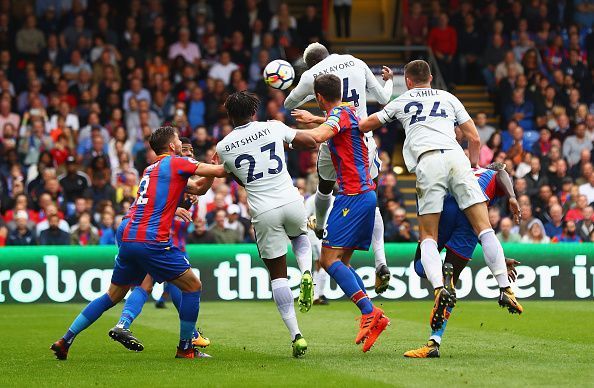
[0,0,593,247]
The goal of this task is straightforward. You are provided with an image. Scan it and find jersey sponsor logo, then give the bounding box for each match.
[224,128,271,152]
[342,208,350,217]
[312,60,355,78]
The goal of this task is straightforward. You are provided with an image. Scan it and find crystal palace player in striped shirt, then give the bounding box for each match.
[51,126,226,360]
[297,74,390,353]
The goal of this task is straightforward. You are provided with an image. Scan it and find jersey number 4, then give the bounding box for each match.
[342,78,360,107]
[235,142,283,183]
[404,101,447,125]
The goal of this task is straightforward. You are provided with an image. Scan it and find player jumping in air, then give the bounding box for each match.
[107,137,211,353]
[405,163,522,358]
[216,91,317,358]
[297,74,390,352]
[51,126,225,360]
[287,42,394,294]
[359,60,523,333]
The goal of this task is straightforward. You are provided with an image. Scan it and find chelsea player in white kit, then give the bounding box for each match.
[286,42,394,294]
[359,60,523,332]
[216,91,317,358]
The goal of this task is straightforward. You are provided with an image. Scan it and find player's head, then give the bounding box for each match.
[313,74,341,111]
[149,125,181,155]
[224,91,259,127]
[303,42,329,68]
[403,60,433,89]
[180,136,193,157]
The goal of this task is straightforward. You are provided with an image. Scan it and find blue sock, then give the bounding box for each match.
[327,261,373,314]
[117,288,148,329]
[349,266,366,294]
[430,306,453,344]
[169,285,199,338]
[63,293,114,346]
[178,290,201,349]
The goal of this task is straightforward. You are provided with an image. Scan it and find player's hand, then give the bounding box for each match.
[175,207,193,223]
[382,66,394,81]
[506,258,520,282]
[509,197,521,224]
[291,109,317,124]
[187,194,199,205]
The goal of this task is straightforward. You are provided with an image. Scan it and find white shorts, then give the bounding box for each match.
[251,200,308,259]
[415,148,488,215]
[317,136,381,182]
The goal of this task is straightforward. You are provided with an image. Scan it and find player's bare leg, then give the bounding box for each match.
[170,269,211,359]
[372,177,390,294]
[464,202,523,314]
[51,283,129,360]
[109,275,154,352]
[320,247,389,352]
[263,255,307,357]
[418,213,456,331]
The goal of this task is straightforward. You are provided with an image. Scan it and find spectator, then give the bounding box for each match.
[544,204,564,237]
[70,212,99,246]
[16,15,46,57]
[479,132,502,167]
[476,112,496,145]
[224,204,246,242]
[576,206,594,241]
[297,5,323,48]
[566,194,589,221]
[385,207,407,242]
[83,172,116,210]
[563,123,593,167]
[167,28,201,65]
[38,213,70,245]
[98,211,116,245]
[333,0,352,38]
[208,51,239,86]
[7,211,36,246]
[579,174,594,204]
[551,220,582,243]
[402,2,428,56]
[497,217,522,243]
[428,13,457,87]
[504,89,535,131]
[392,218,418,243]
[187,216,216,244]
[482,34,507,91]
[525,156,548,198]
[521,219,550,244]
[495,51,524,85]
[210,209,240,244]
[187,87,206,129]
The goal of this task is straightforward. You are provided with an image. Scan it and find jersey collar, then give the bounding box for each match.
[155,153,171,161]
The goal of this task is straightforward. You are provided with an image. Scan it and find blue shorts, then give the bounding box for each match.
[414,196,477,278]
[323,191,376,250]
[111,238,190,285]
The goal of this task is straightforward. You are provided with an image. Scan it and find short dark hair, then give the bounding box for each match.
[314,74,341,102]
[224,91,259,125]
[404,60,431,85]
[149,125,177,154]
[180,136,191,145]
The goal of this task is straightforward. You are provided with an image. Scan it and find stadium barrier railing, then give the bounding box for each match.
[0,243,592,303]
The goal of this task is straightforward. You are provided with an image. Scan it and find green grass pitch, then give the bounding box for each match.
[2,300,593,387]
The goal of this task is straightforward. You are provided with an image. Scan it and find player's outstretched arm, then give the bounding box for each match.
[194,162,227,178]
[358,114,383,133]
[291,131,317,150]
[285,73,315,110]
[291,109,325,126]
[457,119,480,167]
[364,62,393,105]
[495,169,521,224]
[185,176,215,196]
[297,124,336,144]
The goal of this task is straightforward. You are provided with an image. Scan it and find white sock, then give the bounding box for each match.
[420,239,444,289]
[313,267,328,299]
[314,189,332,230]
[271,278,301,339]
[372,207,387,270]
[291,234,312,274]
[478,229,511,288]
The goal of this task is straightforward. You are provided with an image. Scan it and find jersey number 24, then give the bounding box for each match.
[235,142,283,183]
[404,101,447,125]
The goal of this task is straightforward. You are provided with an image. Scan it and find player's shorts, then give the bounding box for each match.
[323,190,376,250]
[414,196,478,278]
[111,241,191,285]
[251,199,308,259]
[415,148,487,215]
[115,218,128,248]
[317,136,381,182]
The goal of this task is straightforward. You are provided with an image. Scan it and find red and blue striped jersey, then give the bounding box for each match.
[323,104,375,195]
[474,168,505,206]
[123,154,198,243]
[171,218,190,251]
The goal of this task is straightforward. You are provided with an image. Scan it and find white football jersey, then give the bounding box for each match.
[285,54,393,135]
[216,121,302,217]
[377,88,471,173]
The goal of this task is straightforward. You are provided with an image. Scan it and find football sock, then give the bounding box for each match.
[327,261,373,314]
[349,266,367,294]
[158,282,171,303]
[271,278,301,339]
[117,287,148,329]
[429,306,453,345]
[314,189,333,231]
[291,234,313,273]
[63,293,115,347]
[478,229,511,288]
[169,284,199,338]
[313,268,328,299]
[178,290,201,350]
[420,239,444,289]
[372,207,387,270]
